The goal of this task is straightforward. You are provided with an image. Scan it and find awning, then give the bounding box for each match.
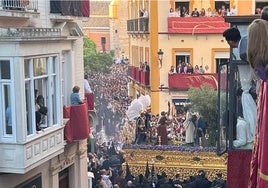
[172,98,189,105]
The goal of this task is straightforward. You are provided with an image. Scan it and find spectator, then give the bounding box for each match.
[168,8,175,17]
[70,86,83,105]
[191,8,200,17]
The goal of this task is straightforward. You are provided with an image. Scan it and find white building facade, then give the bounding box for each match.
[0,1,89,187]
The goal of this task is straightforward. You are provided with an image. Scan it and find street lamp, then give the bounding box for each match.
[157,49,164,67]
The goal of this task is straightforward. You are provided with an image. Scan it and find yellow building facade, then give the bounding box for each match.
[111,0,266,115]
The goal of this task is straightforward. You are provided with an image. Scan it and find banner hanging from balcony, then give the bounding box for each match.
[168,17,230,34]
[168,73,218,90]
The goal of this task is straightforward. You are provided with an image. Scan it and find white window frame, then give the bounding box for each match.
[0,58,16,143]
[24,55,60,137]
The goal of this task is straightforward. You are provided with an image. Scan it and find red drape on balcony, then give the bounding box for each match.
[168,17,230,34]
[85,93,94,110]
[168,73,218,89]
[140,71,149,85]
[63,103,90,142]
[227,150,251,188]
[82,0,90,17]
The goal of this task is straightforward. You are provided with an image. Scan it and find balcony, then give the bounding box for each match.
[168,16,230,34]
[0,0,38,18]
[168,73,218,90]
[0,126,65,174]
[50,0,90,21]
[127,17,149,34]
[129,66,150,86]
[0,27,62,41]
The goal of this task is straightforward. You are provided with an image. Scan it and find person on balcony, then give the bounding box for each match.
[143,61,150,72]
[191,8,200,17]
[84,74,93,94]
[169,65,176,74]
[174,7,181,17]
[181,6,189,17]
[168,8,175,17]
[71,86,84,105]
[36,106,48,131]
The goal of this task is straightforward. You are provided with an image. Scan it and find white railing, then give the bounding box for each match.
[0,28,61,38]
[1,0,38,12]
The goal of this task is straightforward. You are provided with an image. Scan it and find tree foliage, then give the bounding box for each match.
[187,84,218,146]
[83,37,114,74]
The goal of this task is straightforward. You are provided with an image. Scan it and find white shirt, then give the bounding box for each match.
[84,79,93,93]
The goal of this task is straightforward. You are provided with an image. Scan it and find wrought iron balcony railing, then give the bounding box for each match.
[127,18,149,33]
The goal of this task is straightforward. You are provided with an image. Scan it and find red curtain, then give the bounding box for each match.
[227,150,252,188]
[85,93,94,110]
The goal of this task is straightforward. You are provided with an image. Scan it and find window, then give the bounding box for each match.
[175,1,190,17]
[215,1,230,12]
[24,56,60,135]
[175,52,191,68]
[255,1,268,14]
[0,60,14,141]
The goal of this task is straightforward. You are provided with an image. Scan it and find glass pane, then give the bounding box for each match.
[52,76,57,125]
[25,81,33,135]
[24,59,30,78]
[0,60,10,79]
[217,62,229,155]
[33,58,47,76]
[4,85,12,135]
[52,57,56,74]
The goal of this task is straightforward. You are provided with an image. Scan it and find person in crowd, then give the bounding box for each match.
[35,106,48,131]
[183,107,195,146]
[156,111,170,145]
[200,8,206,17]
[174,7,181,17]
[84,74,93,94]
[168,8,175,17]
[176,63,183,73]
[139,62,144,70]
[198,65,205,74]
[261,6,268,20]
[186,63,194,73]
[191,8,200,17]
[194,113,206,147]
[247,18,268,188]
[206,7,212,17]
[173,174,183,188]
[211,173,226,188]
[143,61,150,72]
[100,168,113,188]
[135,111,147,144]
[70,86,83,105]
[142,8,148,18]
[229,5,236,16]
[168,65,176,74]
[181,6,189,17]
[35,94,44,111]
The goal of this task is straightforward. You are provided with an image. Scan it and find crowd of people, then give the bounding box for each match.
[168,62,208,75]
[168,5,236,18]
[83,62,225,187]
[88,143,226,188]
